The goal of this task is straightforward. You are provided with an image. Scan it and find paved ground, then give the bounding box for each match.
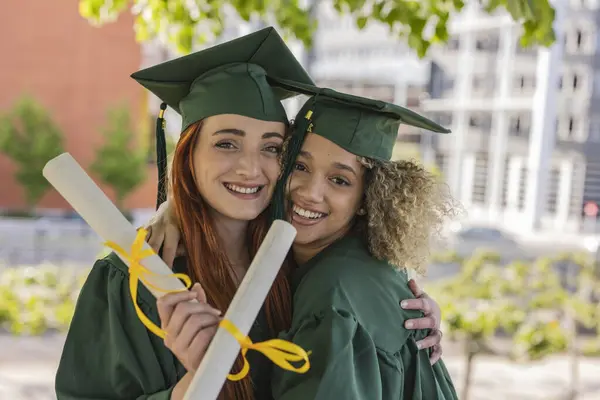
[1,334,600,400]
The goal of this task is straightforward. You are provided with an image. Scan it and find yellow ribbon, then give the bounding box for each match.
[219,319,311,381]
[104,228,311,380]
[105,228,192,339]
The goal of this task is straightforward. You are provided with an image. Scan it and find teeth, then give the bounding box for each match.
[225,184,260,194]
[293,204,324,219]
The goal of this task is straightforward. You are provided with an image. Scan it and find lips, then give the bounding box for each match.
[223,183,265,199]
[292,204,326,219]
[291,203,328,226]
[224,183,263,194]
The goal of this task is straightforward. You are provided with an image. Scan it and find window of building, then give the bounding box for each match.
[471,153,488,205]
[545,167,561,214]
[510,114,530,136]
[558,74,563,90]
[447,38,460,50]
[570,162,586,218]
[501,158,510,208]
[518,165,528,211]
[569,117,575,137]
[514,75,535,93]
[583,162,600,220]
[567,22,595,53]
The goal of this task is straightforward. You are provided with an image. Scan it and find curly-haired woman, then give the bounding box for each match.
[264,79,461,399]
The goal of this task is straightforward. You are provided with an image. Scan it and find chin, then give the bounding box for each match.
[292,231,321,245]
[226,209,264,221]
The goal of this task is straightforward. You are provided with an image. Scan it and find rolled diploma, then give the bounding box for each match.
[184,217,296,400]
[44,152,298,400]
[42,153,185,295]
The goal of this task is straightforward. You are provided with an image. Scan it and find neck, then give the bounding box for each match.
[209,209,250,273]
[292,223,354,265]
[292,242,328,265]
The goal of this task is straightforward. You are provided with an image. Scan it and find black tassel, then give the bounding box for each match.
[155,102,168,210]
[271,102,316,222]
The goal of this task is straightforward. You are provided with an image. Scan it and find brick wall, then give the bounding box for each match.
[0,0,158,212]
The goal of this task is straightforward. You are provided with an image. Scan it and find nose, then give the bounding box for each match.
[294,174,325,204]
[235,149,261,180]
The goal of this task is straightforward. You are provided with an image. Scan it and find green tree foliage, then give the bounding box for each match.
[78,0,556,58]
[0,96,66,209]
[91,105,147,211]
[427,249,598,400]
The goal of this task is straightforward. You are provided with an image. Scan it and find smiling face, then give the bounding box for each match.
[288,133,366,255]
[192,114,286,222]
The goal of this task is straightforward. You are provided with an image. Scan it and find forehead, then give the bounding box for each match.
[202,114,286,134]
[300,133,363,169]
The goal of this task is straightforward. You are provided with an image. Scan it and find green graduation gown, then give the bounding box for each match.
[271,234,458,400]
[55,253,275,400]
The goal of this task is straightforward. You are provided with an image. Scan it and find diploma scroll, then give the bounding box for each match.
[184,218,296,400]
[42,153,186,295]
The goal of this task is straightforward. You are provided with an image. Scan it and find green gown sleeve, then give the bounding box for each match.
[271,307,385,400]
[55,254,185,400]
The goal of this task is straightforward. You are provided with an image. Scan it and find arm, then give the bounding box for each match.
[55,257,183,400]
[271,308,382,400]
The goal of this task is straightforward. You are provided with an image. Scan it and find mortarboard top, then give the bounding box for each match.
[269,77,450,161]
[130,27,314,209]
[131,26,314,132]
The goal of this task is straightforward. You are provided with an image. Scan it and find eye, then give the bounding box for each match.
[331,176,350,186]
[215,141,236,150]
[264,145,282,154]
[294,162,307,172]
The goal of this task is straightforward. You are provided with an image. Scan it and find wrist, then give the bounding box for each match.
[171,372,194,400]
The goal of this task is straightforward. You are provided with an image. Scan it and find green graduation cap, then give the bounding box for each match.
[131,27,314,208]
[267,78,450,220]
[269,77,450,161]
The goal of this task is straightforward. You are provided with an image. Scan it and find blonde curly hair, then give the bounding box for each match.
[357,157,461,275]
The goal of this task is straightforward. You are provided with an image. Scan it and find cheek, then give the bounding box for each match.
[333,190,363,221]
[287,173,300,193]
[262,157,281,182]
[192,149,227,187]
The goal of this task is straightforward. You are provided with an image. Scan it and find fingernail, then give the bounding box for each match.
[417,341,423,349]
[400,301,408,308]
[405,321,414,329]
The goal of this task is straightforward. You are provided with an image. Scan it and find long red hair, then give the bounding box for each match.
[169,120,292,400]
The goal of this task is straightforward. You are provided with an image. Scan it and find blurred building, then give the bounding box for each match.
[0,0,157,213]
[307,1,432,161]
[141,0,600,237]
[422,0,600,234]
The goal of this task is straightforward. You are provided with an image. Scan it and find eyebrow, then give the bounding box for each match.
[213,128,284,140]
[299,150,357,177]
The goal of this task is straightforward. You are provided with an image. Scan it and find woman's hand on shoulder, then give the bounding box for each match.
[157,283,221,373]
[400,279,444,365]
[143,199,185,268]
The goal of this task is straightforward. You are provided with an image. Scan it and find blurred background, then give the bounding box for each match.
[1,0,600,399]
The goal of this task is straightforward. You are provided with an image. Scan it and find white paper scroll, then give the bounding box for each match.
[43,153,297,400]
[185,218,296,400]
[42,153,185,295]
